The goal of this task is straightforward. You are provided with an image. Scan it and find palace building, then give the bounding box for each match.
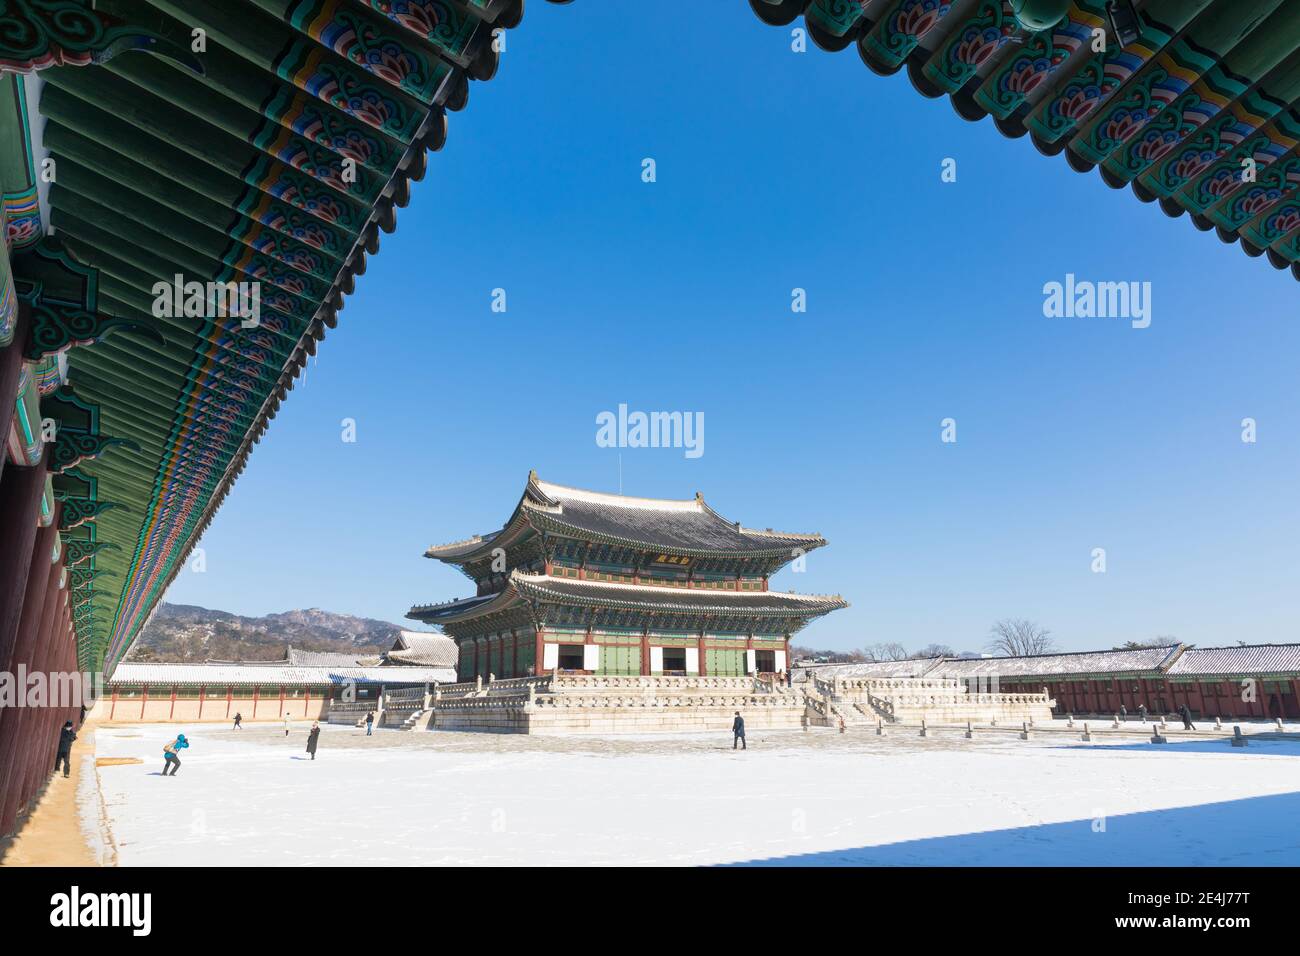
[408,473,848,683]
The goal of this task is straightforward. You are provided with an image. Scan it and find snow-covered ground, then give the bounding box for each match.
[84,721,1300,866]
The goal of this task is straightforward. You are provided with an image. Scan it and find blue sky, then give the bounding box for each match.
[163,3,1300,655]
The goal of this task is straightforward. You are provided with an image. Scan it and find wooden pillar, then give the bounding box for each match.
[169,685,177,720]
[198,685,205,720]
[0,533,60,835]
[2,559,65,834]
[698,631,707,677]
[534,626,545,676]
[0,453,49,674]
[640,628,650,676]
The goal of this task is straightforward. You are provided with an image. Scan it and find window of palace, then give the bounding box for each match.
[662,647,687,674]
[557,645,586,671]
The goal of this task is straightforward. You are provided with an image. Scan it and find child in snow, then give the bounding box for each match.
[162,734,189,776]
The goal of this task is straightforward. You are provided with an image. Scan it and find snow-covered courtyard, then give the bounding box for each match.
[83,721,1300,866]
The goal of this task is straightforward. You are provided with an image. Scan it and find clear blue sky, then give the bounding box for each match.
[163,3,1300,655]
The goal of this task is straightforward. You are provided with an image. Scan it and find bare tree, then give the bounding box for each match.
[869,642,909,661]
[912,643,955,659]
[1113,635,1180,650]
[986,619,1055,657]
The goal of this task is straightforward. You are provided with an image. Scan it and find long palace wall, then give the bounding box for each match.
[100,688,333,723]
[997,676,1300,721]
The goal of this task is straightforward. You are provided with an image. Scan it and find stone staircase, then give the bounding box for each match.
[400,707,433,731]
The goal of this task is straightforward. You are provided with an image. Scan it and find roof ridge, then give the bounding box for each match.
[532,473,703,511]
[511,570,847,604]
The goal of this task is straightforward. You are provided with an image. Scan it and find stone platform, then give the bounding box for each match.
[430,675,805,734]
[811,674,1054,726]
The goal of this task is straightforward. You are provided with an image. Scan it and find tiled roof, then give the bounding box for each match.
[287,648,371,667]
[795,658,945,679]
[107,662,452,686]
[930,646,1181,679]
[387,631,459,667]
[425,472,826,561]
[524,477,825,556]
[1167,644,1300,676]
[749,1,1300,281]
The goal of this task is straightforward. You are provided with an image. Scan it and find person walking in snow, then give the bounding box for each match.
[283,716,291,736]
[1119,704,1127,723]
[365,711,374,735]
[1137,704,1148,724]
[1178,703,1197,731]
[732,711,746,750]
[55,720,77,777]
[233,712,242,730]
[306,722,320,761]
[162,734,188,776]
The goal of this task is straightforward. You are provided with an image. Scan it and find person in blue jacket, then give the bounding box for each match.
[162,733,189,776]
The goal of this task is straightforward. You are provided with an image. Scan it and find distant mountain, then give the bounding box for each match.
[126,603,408,663]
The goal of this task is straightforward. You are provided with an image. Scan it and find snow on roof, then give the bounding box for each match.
[534,477,700,512]
[388,631,458,667]
[799,658,944,679]
[929,645,1180,679]
[107,662,453,686]
[1166,644,1300,676]
[287,647,372,667]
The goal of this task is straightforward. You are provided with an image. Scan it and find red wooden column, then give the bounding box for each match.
[0,453,49,675]
[535,626,545,676]
[4,561,66,833]
[697,631,708,677]
[0,531,61,835]
[640,628,650,676]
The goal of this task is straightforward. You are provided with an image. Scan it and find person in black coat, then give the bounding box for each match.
[55,721,77,777]
[233,712,242,730]
[732,712,746,750]
[306,722,320,760]
[1178,704,1196,731]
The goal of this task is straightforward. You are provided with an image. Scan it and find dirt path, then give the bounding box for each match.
[0,722,106,867]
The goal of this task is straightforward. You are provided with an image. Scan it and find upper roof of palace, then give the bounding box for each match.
[424,472,828,564]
